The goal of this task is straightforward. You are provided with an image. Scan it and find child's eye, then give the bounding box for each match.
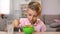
[29,14,32,16]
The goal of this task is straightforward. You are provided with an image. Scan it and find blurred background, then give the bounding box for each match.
[0,0,60,32]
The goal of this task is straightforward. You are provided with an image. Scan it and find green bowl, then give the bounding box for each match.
[23,26,34,34]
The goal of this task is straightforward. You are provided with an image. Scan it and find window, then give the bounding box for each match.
[0,0,10,14]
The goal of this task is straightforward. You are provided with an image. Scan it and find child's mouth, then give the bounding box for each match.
[30,21,36,24]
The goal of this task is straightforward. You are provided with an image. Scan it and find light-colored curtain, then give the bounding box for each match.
[0,0,10,14]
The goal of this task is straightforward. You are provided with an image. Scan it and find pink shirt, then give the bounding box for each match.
[18,18,46,32]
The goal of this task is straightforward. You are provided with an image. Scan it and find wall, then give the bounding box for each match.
[11,0,31,19]
[41,0,60,15]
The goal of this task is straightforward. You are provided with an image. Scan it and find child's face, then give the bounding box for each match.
[27,8,39,23]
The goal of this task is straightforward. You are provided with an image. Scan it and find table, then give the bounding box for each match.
[0,31,60,34]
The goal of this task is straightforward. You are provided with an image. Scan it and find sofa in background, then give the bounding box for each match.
[40,15,60,32]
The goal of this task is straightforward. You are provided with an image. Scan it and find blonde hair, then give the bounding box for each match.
[28,1,41,16]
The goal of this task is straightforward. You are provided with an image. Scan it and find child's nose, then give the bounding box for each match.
[31,17,34,20]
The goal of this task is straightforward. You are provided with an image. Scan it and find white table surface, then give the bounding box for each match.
[0,31,60,34]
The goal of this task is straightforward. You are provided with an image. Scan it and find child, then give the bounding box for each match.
[13,1,46,32]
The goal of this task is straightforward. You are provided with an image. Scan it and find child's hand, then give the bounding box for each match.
[12,19,20,27]
[26,23,32,27]
[26,23,31,25]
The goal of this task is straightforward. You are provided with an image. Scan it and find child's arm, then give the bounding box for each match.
[12,19,20,28]
[4,19,20,32]
[40,24,46,32]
